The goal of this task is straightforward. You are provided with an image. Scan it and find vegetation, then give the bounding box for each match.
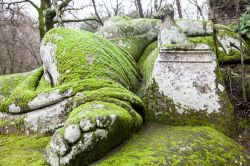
[0,134,50,166]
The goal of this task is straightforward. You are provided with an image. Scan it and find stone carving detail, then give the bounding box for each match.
[153,4,187,45]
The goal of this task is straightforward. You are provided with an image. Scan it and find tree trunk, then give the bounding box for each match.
[135,0,144,18]
[52,0,64,27]
[38,10,46,39]
[176,0,183,18]
[237,0,247,102]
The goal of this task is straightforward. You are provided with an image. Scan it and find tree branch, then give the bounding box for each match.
[53,17,101,24]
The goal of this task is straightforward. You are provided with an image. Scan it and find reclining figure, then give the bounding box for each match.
[0,28,144,165]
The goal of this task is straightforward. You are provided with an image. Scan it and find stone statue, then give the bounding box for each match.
[153,4,187,45]
[0,11,249,165]
[0,28,144,166]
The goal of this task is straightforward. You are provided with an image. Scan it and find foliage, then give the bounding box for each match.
[240,6,250,40]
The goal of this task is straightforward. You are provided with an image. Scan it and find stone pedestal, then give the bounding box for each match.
[144,46,235,136]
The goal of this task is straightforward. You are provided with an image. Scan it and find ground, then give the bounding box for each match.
[0,134,50,166]
[1,124,248,166]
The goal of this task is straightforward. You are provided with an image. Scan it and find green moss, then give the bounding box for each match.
[43,28,141,91]
[93,123,249,165]
[138,46,160,90]
[188,36,215,52]
[0,71,32,98]
[138,41,157,69]
[0,134,50,166]
[0,67,44,112]
[67,101,133,124]
[0,118,26,134]
[66,100,143,133]
[111,36,154,61]
[57,101,143,166]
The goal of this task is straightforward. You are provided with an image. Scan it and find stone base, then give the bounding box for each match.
[143,46,235,136]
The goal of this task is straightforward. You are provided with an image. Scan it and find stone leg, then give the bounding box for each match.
[46,101,143,166]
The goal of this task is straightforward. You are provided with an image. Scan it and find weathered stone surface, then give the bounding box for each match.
[140,44,234,136]
[40,41,60,86]
[153,48,220,114]
[50,130,69,156]
[64,124,81,144]
[153,4,187,45]
[97,16,160,61]
[176,19,213,36]
[0,98,72,134]
[80,119,96,132]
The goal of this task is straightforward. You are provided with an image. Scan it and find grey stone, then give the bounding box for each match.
[50,130,69,156]
[80,119,96,132]
[64,124,81,144]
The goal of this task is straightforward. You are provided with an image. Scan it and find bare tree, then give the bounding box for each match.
[154,0,163,12]
[236,0,247,102]
[0,3,41,74]
[1,0,101,39]
[187,0,206,20]
[208,0,246,24]
[91,0,103,25]
[176,0,183,18]
[135,0,144,18]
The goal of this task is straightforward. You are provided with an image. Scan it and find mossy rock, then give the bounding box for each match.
[94,123,249,165]
[188,25,250,64]
[97,16,160,61]
[0,134,50,166]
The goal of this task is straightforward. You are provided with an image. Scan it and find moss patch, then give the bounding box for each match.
[215,25,250,63]
[138,45,160,90]
[94,123,249,166]
[0,134,50,166]
[0,71,32,98]
[43,28,141,90]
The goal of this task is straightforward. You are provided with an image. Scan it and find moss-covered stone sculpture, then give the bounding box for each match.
[97,16,160,61]
[0,15,249,166]
[0,28,144,165]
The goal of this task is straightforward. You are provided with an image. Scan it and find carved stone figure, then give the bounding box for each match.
[153,4,187,45]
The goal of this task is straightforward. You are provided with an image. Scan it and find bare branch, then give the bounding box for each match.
[53,17,101,24]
